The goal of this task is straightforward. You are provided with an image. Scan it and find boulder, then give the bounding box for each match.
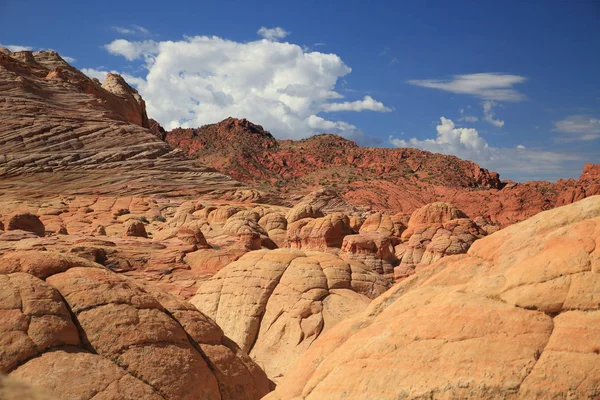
[258,212,288,246]
[176,225,209,248]
[6,213,45,237]
[122,220,147,238]
[359,212,405,242]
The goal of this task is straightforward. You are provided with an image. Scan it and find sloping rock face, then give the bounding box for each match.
[265,196,600,400]
[189,249,390,382]
[0,49,244,199]
[0,251,271,400]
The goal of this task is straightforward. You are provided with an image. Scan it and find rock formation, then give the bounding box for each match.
[339,232,397,279]
[286,213,353,251]
[265,196,600,400]
[0,49,247,200]
[5,213,45,236]
[190,249,390,381]
[0,251,271,400]
[158,116,600,226]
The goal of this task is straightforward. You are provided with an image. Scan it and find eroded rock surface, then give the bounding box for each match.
[0,251,271,400]
[266,196,600,400]
[190,249,390,381]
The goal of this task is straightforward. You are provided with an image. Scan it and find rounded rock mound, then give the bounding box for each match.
[0,251,271,400]
[190,248,390,382]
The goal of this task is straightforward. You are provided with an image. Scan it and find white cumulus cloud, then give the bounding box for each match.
[321,95,391,112]
[257,27,289,41]
[390,117,582,180]
[98,35,390,139]
[103,39,158,61]
[408,73,527,102]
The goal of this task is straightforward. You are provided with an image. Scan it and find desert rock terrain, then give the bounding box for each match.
[1,48,598,399]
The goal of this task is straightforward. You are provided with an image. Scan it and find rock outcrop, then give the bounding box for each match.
[394,202,486,279]
[5,213,45,236]
[265,196,600,400]
[190,249,390,381]
[0,251,271,400]
[339,232,397,279]
[286,213,352,251]
[122,219,148,238]
[0,49,246,200]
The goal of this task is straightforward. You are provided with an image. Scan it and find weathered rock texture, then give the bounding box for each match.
[395,202,486,279]
[265,196,600,400]
[190,249,390,381]
[286,213,352,251]
[0,375,58,400]
[339,232,397,279]
[0,251,271,400]
[5,213,45,236]
[0,49,249,200]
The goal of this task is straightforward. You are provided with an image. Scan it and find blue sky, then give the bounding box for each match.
[1,0,599,181]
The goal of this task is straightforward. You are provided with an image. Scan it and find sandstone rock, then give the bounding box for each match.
[6,213,45,237]
[208,206,243,224]
[0,251,100,279]
[0,50,246,199]
[94,224,107,235]
[0,375,58,400]
[122,220,147,238]
[285,203,324,224]
[0,273,80,372]
[177,225,209,248]
[339,232,398,279]
[406,201,467,227]
[0,251,271,399]
[348,215,365,231]
[286,213,352,251]
[190,249,390,381]
[69,246,108,265]
[394,203,485,278]
[396,218,486,276]
[265,196,600,400]
[258,211,288,246]
[359,212,405,240]
[113,208,130,217]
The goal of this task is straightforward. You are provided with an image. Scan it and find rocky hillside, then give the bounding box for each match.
[161,117,600,226]
[0,49,249,200]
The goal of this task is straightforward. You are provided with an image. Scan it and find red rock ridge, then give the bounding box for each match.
[159,117,599,226]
